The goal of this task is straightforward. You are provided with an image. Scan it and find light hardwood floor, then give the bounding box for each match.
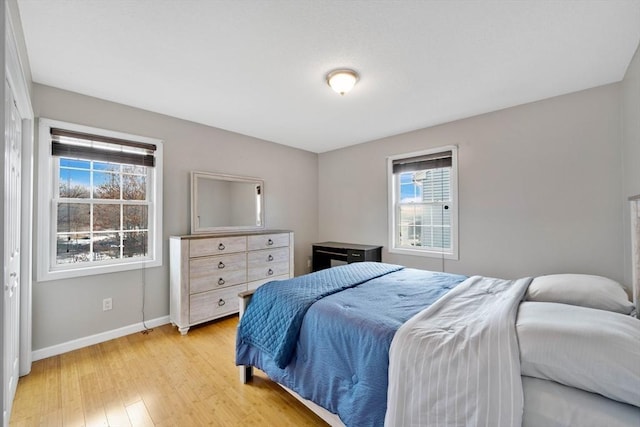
[10,315,327,426]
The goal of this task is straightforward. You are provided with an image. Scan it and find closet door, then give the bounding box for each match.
[3,78,21,426]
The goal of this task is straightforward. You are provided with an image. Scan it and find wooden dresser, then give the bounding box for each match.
[170,230,294,334]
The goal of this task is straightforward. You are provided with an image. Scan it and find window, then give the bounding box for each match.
[388,146,458,259]
[37,119,163,281]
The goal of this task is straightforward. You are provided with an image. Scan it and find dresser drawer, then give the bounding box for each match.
[248,262,290,282]
[189,284,244,324]
[189,235,247,258]
[247,274,290,291]
[247,233,290,251]
[247,247,289,267]
[190,253,247,293]
[347,249,365,263]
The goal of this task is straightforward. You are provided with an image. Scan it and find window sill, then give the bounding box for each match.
[37,258,162,282]
[389,247,458,261]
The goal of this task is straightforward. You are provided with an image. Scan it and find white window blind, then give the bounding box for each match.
[51,127,157,167]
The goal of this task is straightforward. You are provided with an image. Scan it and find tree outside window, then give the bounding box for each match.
[56,159,150,265]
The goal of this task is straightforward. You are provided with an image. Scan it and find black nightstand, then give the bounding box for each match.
[312,242,383,272]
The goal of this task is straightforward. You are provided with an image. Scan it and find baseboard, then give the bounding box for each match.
[31,316,171,361]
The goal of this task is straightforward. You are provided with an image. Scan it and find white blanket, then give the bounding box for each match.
[385,276,531,427]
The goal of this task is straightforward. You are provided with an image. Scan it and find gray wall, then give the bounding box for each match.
[27,44,640,352]
[319,84,625,284]
[622,44,640,286]
[32,84,318,351]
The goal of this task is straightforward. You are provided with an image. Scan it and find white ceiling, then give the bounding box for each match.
[16,0,640,153]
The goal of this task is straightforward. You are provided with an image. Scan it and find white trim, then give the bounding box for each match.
[31,315,170,361]
[5,6,33,119]
[6,2,35,378]
[36,118,164,282]
[18,119,33,377]
[387,145,459,260]
[389,246,459,260]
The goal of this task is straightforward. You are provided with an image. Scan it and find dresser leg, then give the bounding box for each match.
[178,326,189,335]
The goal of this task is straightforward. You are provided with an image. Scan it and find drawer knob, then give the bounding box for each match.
[267,268,274,276]
[218,243,225,251]
[267,254,274,262]
[218,261,225,269]
[218,299,226,307]
[267,238,274,246]
[218,278,225,286]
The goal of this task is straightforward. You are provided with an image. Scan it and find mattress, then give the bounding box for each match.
[522,376,640,427]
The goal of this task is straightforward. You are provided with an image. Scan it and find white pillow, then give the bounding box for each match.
[517,301,640,407]
[526,274,634,314]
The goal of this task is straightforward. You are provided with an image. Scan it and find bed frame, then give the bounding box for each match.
[238,290,345,427]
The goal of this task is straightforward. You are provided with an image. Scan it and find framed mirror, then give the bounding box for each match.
[191,171,264,234]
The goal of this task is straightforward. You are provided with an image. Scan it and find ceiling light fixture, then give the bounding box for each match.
[326,69,359,95]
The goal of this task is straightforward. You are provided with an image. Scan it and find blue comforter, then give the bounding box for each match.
[236,263,467,426]
[237,262,403,368]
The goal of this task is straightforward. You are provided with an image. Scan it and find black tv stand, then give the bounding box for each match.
[312,242,383,272]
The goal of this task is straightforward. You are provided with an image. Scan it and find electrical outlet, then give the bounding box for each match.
[102,297,113,311]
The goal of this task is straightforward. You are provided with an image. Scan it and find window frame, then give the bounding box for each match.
[387,145,459,260]
[37,118,163,281]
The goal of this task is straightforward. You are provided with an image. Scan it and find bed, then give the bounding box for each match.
[235,262,640,427]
